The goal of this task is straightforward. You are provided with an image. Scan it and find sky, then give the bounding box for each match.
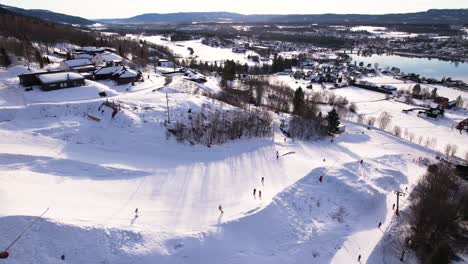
[1,0,467,19]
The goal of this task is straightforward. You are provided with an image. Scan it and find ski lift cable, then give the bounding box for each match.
[3,208,49,253]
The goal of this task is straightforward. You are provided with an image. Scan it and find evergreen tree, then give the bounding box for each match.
[221,60,236,87]
[326,108,340,133]
[293,87,305,115]
[0,47,11,68]
[34,49,44,68]
[412,84,421,97]
[431,88,438,99]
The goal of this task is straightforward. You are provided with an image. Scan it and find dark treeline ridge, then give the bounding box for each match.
[0,6,174,67]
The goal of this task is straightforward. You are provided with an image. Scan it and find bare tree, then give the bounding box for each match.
[357,114,364,124]
[378,111,392,130]
[393,126,402,137]
[445,144,452,158]
[450,144,458,157]
[349,102,358,113]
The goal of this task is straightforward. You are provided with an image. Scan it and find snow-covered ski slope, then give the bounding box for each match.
[0,65,463,264]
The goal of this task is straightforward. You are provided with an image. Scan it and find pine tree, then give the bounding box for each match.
[431,88,438,99]
[326,108,340,133]
[35,49,44,68]
[412,84,421,97]
[0,47,11,68]
[293,87,305,115]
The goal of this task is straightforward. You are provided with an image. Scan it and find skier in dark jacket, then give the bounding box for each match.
[135,208,139,218]
[218,205,224,214]
[253,188,256,196]
[258,190,262,199]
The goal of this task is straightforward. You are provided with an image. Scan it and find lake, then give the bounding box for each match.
[350,54,468,82]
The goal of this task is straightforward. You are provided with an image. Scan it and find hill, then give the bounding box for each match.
[0,4,94,26]
[98,9,468,25]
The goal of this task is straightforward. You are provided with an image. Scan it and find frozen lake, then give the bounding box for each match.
[350,53,468,82]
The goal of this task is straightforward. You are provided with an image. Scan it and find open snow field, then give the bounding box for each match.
[0,66,466,263]
[135,35,265,66]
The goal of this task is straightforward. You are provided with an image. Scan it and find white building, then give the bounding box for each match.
[92,53,123,66]
[157,59,175,68]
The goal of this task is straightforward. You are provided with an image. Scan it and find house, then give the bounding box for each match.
[92,53,123,66]
[36,72,85,91]
[433,96,449,109]
[111,68,142,84]
[157,59,175,68]
[302,61,318,69]
[380,85,398,93]
[93,66,125,80]
[74,53,94,60]
[18,71,51,87]
[60,59,95,73]
[74,47,116,55]
[232,47,246,53]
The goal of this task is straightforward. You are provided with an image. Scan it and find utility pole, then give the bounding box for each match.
[166,93,170,123]
[394,191,406,216]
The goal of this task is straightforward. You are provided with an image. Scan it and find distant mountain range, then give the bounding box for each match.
[0,4,95,26]
[99,9,468,24]
[0,3,467,26]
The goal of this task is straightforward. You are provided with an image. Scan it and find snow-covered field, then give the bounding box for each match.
[134,35,265,66]
[0,64,466,263]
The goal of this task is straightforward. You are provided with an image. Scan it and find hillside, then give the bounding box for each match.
[98,9,468,24]
[0,4,94,26]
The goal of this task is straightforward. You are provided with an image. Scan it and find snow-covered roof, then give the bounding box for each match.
[95,53,123,62]
[63,59,93,68]
[111,68,139,79]
[74,54,94,59]
[118,69,138,78]
[94,66,124,75]
[37,72,84,84]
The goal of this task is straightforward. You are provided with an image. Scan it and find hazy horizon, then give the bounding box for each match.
[1,0,467,19]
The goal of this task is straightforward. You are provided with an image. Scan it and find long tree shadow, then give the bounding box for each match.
[0,153,151,180]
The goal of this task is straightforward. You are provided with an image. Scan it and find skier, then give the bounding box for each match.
[258,190,262,199]
[218,205,224,214]
[253,188,256,196]
[276,151,279,160]
[135,208,139,218]
[61,254,65,261]
[261,177,264,185]
[358,254,361,262]
[319,175,323,183]
[378,222,382,228]
[392,204,395,210]
[323,158,326,162]
[360,159,363,165]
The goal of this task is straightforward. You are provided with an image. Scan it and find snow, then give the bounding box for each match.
[62,59,93,68]
[95,66,124,75]
[0,64,466,263]
[37,72,84,84]
[136,35,266,66]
